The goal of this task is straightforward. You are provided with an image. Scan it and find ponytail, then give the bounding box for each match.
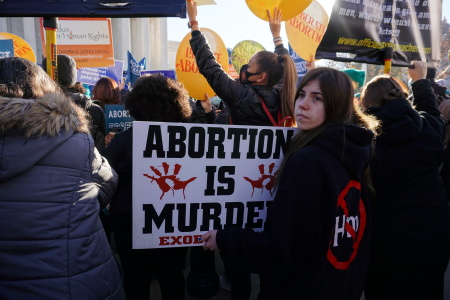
[279,54,297,127]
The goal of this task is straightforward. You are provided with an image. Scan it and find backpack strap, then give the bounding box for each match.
[229,88,292,127]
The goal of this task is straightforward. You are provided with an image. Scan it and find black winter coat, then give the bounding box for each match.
[190,30,287,126]
[366,79,450,265]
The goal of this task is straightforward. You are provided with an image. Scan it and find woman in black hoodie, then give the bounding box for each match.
[201,67,379,299]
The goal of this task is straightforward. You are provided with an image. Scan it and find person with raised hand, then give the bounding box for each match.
[187,1,297,127]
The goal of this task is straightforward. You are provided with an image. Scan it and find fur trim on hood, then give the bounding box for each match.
[0,93,90,137]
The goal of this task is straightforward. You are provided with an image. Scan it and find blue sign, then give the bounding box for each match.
[140,70,176,79]
[288,43,307,85]
[0,39,14,58]
[77,60,124,86]
[104,104,135,133]
[128,51,146,86]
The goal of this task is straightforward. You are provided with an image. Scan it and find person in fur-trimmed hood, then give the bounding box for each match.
[0,57,125,300]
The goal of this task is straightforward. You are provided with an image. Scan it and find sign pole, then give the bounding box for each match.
[383,47,393,75]
[43,17,58,81]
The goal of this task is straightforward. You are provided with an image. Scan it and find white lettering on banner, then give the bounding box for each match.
[108,110,131,118]
[333,215,360,247]
[108,122,132,130]
[0,51,12,58]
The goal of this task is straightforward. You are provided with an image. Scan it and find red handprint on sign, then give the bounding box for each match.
[143,162,197,200]
[243,163,278,197]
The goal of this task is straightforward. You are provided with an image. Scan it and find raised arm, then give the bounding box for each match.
[410,61,440,117]
[187,0,249,109]
[267,7,288,56]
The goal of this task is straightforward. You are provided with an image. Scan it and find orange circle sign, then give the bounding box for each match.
[175,28,228,100]
[245,0,313,21]
[0,32,36,63]
[285,0,329,60]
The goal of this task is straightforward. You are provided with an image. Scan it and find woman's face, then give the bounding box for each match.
[295,79,326,130]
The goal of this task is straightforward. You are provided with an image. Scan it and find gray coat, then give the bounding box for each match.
[0,93,124,300]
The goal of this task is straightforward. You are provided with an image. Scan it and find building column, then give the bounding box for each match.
[111,18,131,65]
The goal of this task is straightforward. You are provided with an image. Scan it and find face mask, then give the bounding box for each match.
[239,64,262,85]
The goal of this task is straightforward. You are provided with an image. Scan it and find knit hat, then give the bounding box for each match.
[341,69,366,89]
[42,54,77,87]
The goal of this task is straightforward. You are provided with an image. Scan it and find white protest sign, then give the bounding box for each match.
[132,122,299,249]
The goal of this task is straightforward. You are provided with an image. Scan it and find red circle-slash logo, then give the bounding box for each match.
[326,180,366,270]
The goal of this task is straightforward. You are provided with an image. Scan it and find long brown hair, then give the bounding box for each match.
[92,77,121,109]
[255,51,297,126]
[360,74,409,109]
[277,67,379,183]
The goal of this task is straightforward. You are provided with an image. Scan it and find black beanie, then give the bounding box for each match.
[426,68,436,80]
[42,54,77,87]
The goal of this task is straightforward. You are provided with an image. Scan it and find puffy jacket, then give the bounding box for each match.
[0,93,125,300]
[190,31,287,126]
[366,79,450,264]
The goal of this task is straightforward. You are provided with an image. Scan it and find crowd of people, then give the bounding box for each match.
[1,1,450,299]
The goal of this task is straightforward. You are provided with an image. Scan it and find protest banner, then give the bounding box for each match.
[231,40,265,77]
[140,70,176,79]
[39,17,114,68]
[104,104,134,133]
[128,51,146,86]
[77,59,124,86]
[0,39,14,58]
[175,28,228,100]
[285,0,329,61]
[132,122,299,249]
[0,0,186,18]
[0,32,36,62]
[316,0,442,68]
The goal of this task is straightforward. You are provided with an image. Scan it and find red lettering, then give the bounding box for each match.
[158,235,204,246]
[183,236,193,244]
[185,47,195,59]
[159,236,170,245]
[170,236,182,245]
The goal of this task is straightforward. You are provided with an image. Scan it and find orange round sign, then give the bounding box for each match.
[175,28,228,100]
[245,0,313,21]
[285,0,329,60]
[0,32,36,63]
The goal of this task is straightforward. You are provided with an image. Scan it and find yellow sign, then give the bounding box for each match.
[0,32,36,63]
[285,0,329,60]
[175,28,228,100]
[231,40,265,76]
[245,0,313,21]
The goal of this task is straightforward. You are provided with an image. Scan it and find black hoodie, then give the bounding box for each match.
[216,124,374,299]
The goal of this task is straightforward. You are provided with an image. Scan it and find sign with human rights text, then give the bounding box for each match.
[132,122,299,249]
[39,17,114,68]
